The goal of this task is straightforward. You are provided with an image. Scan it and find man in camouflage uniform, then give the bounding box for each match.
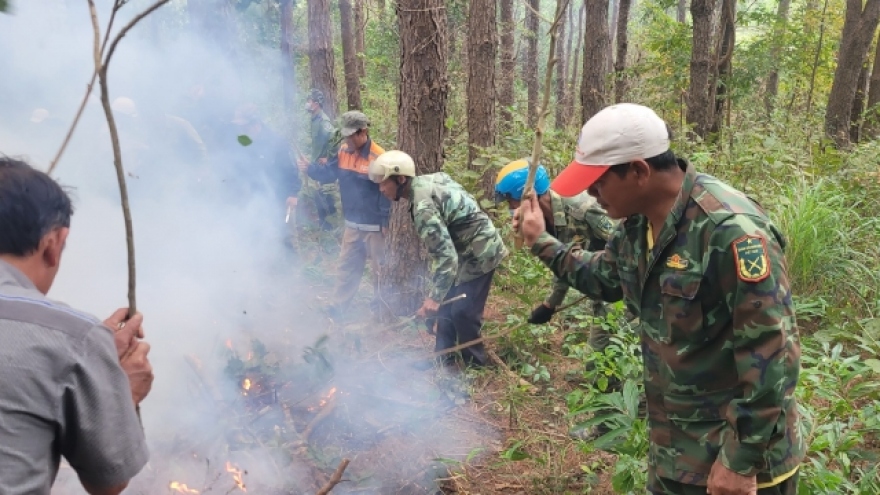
[494,159,614,333]
[517,104,803,494]
[297,89,339,231]
[369,151,508,367]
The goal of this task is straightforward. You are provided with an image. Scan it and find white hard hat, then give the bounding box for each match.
[368,150,416,183]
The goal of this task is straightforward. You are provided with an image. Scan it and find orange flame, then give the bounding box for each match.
[169,481,200,494]
[309,387,338,411]
[225,462,247,492]
[242,378,252,391]
[225,339,233,350]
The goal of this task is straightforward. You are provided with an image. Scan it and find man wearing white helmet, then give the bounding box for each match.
[368,151,507,367]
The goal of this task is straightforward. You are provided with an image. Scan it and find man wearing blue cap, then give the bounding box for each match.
[495,159,615,327]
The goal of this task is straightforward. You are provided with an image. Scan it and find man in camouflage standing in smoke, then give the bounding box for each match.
[298,89,339,231]
[517,104,803,495]
[369,151,508,368]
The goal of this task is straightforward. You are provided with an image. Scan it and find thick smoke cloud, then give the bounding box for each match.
[1,1,493,493]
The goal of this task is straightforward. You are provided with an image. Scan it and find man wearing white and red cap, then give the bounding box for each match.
[516,103,804,495]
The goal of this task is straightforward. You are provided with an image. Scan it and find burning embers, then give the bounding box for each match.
[308,387,338,412]
[225,462,247,492]
[167,462,247,493]
[169,481,199,493]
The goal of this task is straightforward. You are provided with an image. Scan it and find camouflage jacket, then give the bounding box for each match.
[410,173,508,301]
[531,165,804,484]
[545,191,615,307]
[308,111,338,162]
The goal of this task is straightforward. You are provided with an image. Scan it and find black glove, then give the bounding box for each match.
[528,303,556,324]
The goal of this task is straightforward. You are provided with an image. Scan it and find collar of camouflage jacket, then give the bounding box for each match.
[623,163,698,273]
[549,190,568,229]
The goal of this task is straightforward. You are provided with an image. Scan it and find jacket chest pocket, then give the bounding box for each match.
[658,272,705,344]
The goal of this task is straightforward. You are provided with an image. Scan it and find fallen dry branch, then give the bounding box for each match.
[300,399,337,444]
[315,458,350,495]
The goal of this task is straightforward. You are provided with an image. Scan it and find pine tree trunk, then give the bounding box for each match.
[677,0,687,22]
[563,0,576,125]
[498,0,516,125]
[824,0,880,147]
[613,0,632,103]
[308,0,339,118]
[764,0,791,116]
[280,0,297,121]
[554,0,569,128]
[355,0,366,78]
[865,31,880,138]
[467,0,498,196]
[687,0,714,138]
[526,0,540,126]
[569,3,585,123]
[339,0,362,110]
[849,61,870,143]
[608,0,619,74]
[386,0,449,316]
[710,0,735,135]
[581,0,610,122]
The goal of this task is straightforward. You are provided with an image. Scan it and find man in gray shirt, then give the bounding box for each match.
[0,156,153,494]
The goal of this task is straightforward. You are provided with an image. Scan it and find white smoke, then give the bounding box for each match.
[1,1,495,493]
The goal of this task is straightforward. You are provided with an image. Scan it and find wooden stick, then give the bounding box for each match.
[300,400,337,444]
[48,1,122,174]
[315,458,350,495]
[514,0,571,248]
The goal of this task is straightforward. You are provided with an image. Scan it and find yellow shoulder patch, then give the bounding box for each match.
[732,234,770,282]
[665,254,689,270]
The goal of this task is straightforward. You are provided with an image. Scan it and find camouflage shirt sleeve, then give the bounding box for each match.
[412,202,458,301]
[530,231,624,303]
[711,217,799,476]
[545,274,570,308]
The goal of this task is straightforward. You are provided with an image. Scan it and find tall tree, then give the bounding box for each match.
[824,0,880,147]
[865,31,880,138]
[608,0,618,73]
[554,0,568,128]
[467,0,497,194]
[526,0,540,126]
[562,0,576,125]
[581,0,610,122]
[355,0,366,77]
[677,0,687,23]
[764,0,792,115]
[498,0,516,124]
[280,0,297,117]
[339,0,362,110]
[849,61,870,143]
[710,0,735,134]
[188,0,235,49]
[613,0,632,103]
[687,0,714,138]
[307,0,339,118]
[384,0,449,315]
[569,3,585,123]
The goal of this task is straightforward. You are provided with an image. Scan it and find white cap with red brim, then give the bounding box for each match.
[551,103,670,197]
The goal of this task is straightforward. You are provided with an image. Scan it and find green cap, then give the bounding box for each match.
[340,111,369,137]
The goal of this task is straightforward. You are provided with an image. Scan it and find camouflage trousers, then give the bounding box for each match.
[648,470,799,495]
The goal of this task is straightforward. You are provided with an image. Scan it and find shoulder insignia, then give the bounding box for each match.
[732,234,770,282]
[665,254,689,270]
[599,217,614,232]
